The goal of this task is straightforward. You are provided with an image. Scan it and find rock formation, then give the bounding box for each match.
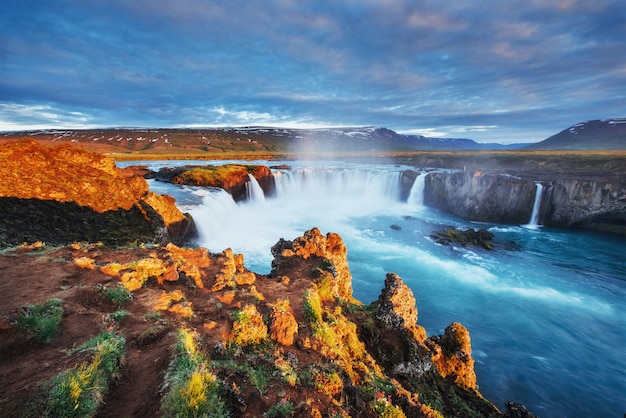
[549,178,626,233]
[0,139,194,247]
[154,163,275,201]
[271,227,355,303]
[425,171,537,225]
[424,170,626,234]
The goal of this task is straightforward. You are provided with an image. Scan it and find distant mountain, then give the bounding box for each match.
[0,126,528,154]
[527,119,626,150]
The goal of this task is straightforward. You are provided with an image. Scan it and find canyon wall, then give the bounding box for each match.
[424,171,537,225]
[423,171,626,234]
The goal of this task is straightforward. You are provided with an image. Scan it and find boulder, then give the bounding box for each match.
[270,227,354,302]
[269,299,299,346]
[376,273,418,329]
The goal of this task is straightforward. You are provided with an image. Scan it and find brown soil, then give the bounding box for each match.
[0,244,321,418]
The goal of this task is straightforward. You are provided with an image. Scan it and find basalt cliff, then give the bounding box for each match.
[423,170,626,234]
[149,161,626,235]
[0,141,535,417]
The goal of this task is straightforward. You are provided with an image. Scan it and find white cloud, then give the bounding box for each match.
[0,103,97,131]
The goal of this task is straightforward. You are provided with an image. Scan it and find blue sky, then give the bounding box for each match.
[1,0,624,143]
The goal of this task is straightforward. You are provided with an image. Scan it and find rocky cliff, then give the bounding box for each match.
[0,139,195,247]
[0,227,539,417]
[154,164,275,202]
[424,171,537,225]
[423,170,626,234]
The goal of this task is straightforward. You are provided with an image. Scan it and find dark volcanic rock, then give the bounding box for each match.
[431,227,496,250]
[425,171,536,224]
[424,170,626,234]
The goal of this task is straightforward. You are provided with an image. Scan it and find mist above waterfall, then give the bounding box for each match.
[190,163,425,271]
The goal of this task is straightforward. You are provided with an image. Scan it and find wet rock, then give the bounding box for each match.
[503,401,539,418]
[430,227,495,250]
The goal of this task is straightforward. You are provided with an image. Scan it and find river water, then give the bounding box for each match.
[121,160,625,417]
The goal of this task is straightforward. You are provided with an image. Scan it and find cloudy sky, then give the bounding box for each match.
[1,0,624,143]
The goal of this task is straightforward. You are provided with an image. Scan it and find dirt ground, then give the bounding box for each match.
[0,243,325,418]
[0,246,173,417]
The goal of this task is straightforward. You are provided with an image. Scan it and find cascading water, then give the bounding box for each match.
[129,160,625,418]
[407,172,426,206]
[245,173,266,202]
[526,182,544,228]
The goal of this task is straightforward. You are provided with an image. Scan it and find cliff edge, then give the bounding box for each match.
[0,139,195,247]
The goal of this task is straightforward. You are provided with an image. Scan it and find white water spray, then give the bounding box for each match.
[245,174,266,202]
[407,172,426,206]
[526,182,544,228]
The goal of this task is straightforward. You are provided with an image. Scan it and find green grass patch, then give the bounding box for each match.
[263,399,294,417]
[108,310,129,323]
[101,285,133,306]
[161,328,230,417]
[47,330,125,417]
[17,298,64,343]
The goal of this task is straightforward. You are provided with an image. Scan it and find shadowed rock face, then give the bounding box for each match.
[424,170,626,234]
[0,139,194,247]
[549,179,626,233]
[425,171,536,224]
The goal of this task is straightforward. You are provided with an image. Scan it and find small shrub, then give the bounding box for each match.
[229,304,268,347]
[243,363,270,395]
[17,298,64,343]
[273,352,297,387]
[109,310,129,323]
[303,286,323,326]
[264,398,294,417]
[370,391,406,418]
[102,285,133,306]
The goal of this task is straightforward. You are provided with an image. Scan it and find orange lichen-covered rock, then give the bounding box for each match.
[0,139,146,212]
[0,139,193,246]
[211,249,255,291]
[429,322,477,390]
[269,299,298,346]
[271,227,355,303]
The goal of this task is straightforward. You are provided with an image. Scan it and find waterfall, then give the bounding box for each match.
[191,166,415,267]
[527,182,544,228]
[407,173,426,206]
[245,174,266,202]
[271,167,404,206]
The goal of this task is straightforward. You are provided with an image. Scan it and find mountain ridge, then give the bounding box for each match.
[526,118,626,150]
[2,119,624,153]
[0,126,529,154]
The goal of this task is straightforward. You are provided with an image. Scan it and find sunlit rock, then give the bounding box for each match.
[270,227,355,302]
[0,139,194,246]
[428,322,477,390]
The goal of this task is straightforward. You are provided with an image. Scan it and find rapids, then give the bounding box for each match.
[121,160,625,417]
